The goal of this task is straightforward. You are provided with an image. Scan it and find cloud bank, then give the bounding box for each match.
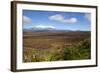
[49,14,77,24]
[33,25,56,29]
[23,16,32,24]
[84,13,91,21]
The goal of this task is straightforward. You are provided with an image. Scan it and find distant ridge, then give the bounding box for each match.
[23,27,73,32]
[23,27,90,33]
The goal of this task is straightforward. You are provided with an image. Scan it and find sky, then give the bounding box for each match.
[23,10,91,31]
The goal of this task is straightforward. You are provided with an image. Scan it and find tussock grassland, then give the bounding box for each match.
[23,31,91,62]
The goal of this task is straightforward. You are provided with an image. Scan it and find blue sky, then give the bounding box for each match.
[23,10,91,31]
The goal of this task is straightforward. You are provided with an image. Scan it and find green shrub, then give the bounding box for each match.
[63,39,91,60]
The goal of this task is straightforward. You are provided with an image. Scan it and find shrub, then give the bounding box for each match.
[63,39,91,60]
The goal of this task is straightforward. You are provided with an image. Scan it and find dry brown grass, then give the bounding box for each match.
[23,31,91,62]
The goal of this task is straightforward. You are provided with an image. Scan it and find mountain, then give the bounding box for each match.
[23,27,73,33]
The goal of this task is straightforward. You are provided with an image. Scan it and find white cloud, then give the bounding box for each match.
[84,13,91,21]
[23,16,32,24]
[34,25,56,29]
[49,14,64,21]
[62,17,77,23]
[49,14,77,24]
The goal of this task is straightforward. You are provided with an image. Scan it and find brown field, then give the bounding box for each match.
[23,31,91,62]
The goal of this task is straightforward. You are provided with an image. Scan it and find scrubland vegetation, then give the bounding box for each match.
[23,31,91,62]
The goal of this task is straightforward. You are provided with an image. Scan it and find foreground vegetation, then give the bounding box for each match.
[23,39,91,62]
